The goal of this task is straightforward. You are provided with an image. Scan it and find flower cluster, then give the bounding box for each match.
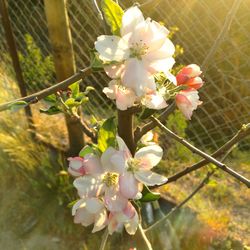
[68,136,167,235]
[95,6,204,120]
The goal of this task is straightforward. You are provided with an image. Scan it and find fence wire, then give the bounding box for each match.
[0,0,249,150]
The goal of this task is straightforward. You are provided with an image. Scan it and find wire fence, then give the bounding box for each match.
[0,0,249,150]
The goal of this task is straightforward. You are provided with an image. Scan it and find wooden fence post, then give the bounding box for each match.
[44,0,84,156]
[0,0,35,134]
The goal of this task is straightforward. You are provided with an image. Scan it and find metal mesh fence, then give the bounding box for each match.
[0,0,249,149]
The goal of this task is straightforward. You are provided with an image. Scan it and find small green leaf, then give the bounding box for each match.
[69,82,80,98]
[84,86,95,95]
[64,98,77,107]
[90,50,104,70]
[79,145,95,157]
[98,117,117,152]
[101,0,124,35]
[139,185,161,202]
[43,94,57,104]
[40,106,61,115]
[67,200,78,208]
[8,101,28,112]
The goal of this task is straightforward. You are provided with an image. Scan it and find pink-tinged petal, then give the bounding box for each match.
[121,58,156,96]
[124,210,139,235]
[92,208,107,233]
[103,80,117,100]
[73,175,104,198]
[110,151,127,174]
[142,92,167,110]
[121,6,144,38]
[176,64,202,85]
[115,87,136,111]
[141,131,154,145]
[185,77,203,90]
[145,57,175,76]
[123,202,136,219]
[104,63,125,79]
[68,157,85,177]
[95,35,129,62]
[176,90,202,120]
[108,213,122,235]
[104,187,128,212]
[83,154,103,174]
[86,197,104,214]
[135,170,168,186]
[119,172,139,199]
[116,136,131,157]
[135,145,163,168]
[72,199,86,216]
[74,207,95,226]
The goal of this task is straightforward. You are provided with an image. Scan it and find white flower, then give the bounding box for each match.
[111,136,168,199]
[175,89,202,120]
[95,6,175,96]
[72,197,107,233]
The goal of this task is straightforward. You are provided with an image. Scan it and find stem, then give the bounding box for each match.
[99,228,109,250]
[138,224,153,250]
[152,117,250,188]
[118,109,136,155]
[0,67,92,112]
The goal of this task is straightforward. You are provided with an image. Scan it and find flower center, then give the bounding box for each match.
[103,172,119,187]
[130,42,149,59]
[127,158,140,173]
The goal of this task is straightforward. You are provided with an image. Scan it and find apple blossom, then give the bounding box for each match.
[95,6,175,96]
[68,157,86,177]
[72,197,107,233]
[176,64,203,90]
[109,136,168,199]
[175,89,202,120]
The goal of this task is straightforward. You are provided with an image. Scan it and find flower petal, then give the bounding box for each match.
[72,199,86,216]
[135,170,168,186]
[121,6,144,38]
[104,63,125,79]
[95,35,129,62]
[135,145,163,168]
[142,92,167,110]
[121,58,156,96]
[74,207,95,226]
[83,154,103,174]
[86,197,104,214]
[119,172,139,199]
[101,147,118,172]
[125,210,139,235]
[92,208,107,233]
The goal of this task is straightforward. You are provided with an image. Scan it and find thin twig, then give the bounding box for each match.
[146,148,234,233]
[0,67,92,112]
[152,117,250,188]
[165,123,250,184]
[202,0,243,72]
[138,224,153,250]
[99,228,109,250]
[134,102,175,143]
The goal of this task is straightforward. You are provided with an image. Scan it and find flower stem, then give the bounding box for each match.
[138,224,153,250]
[99,228,109,250]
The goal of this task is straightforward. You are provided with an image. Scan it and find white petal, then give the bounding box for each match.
[142,93,167,110]
[73,175,104,198]
[74,208,95,226]
[104,63,125,79]
[83,154,103,174]
[110,151,127,173]
[125,211,139,235]
[95,35,129,62]
[119,172,139,199]
[72,199,86,216]
[101,147,118,172]
[135,170,168,186]
[104,187,127,212]
[145,57,175,76]
[92,208,107,233]
[121,58,156,96]
[121,6,144,38]
[116,136,131,155]
[135,145,163,167]
[86,197,104,214]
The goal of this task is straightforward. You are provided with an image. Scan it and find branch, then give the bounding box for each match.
[138,224,153,250]
[152,117,250,188]
[99,228,109,250]
[134,102,175,143]
[0,67,92,112]
[165,123,250,184]
[74,114,97,143]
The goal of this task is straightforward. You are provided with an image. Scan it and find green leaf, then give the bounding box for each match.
[139,185,161,202]
[69,82,80,98]
[98,117,116,152]
[40,106,61,115]
[43,94,57,105]
[90,49,104,70]
[8,101,28,112]
[64,98,78,107]
[67,200,78,208]
[101,0,124,35]
[79,145,95,157]
[84,86,95,95]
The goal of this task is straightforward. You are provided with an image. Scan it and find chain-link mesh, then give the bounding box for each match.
[0,0,249,149]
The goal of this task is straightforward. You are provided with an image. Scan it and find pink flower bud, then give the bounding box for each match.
[67,157,86,177]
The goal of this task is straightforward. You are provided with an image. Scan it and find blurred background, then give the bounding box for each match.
[0,0,249,249]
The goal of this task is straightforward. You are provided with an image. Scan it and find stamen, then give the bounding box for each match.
[103,172,119,187]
